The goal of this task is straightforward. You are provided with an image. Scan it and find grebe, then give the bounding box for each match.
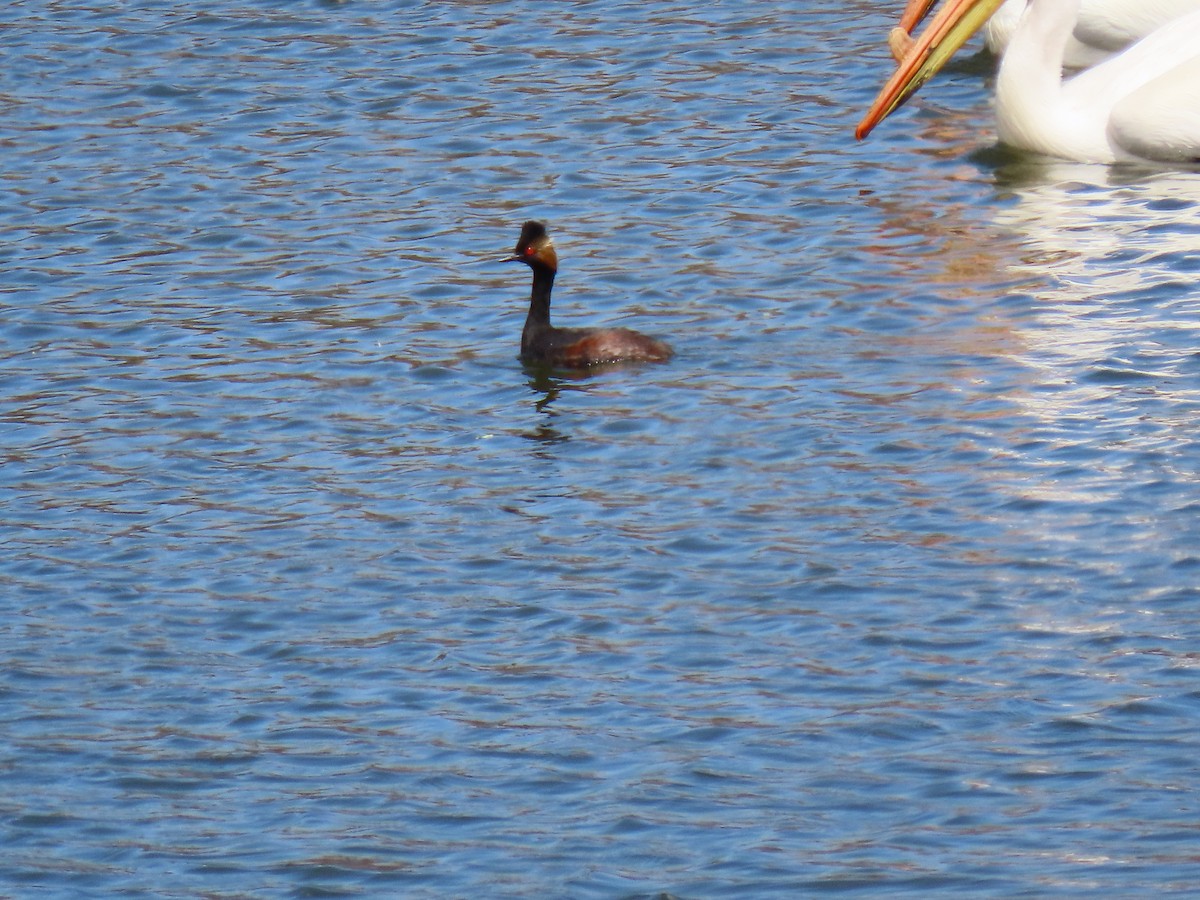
[503,221,674,368]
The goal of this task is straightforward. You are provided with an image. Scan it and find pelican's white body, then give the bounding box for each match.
[993,0,1200,162]
[985,0,1200,68]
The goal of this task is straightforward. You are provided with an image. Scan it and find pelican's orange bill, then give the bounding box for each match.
[856,0,1007,140]
[898,0,939,35]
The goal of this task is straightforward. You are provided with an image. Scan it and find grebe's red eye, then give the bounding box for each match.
[524,246,535,256]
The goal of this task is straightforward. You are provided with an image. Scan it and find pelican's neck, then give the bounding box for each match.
[996,0,1080,115]
[994,0,1119,161]
[982,0,1022,54]
[522,265,555,346]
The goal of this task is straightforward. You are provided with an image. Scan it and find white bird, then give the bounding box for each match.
[1067,0,1200,55]
[858,0,1200,165]
[890,0,1200,69]
[984,0,1106,67]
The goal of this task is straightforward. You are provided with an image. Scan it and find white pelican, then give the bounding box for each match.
[890,0,1200,68]
[858,0,1200,165]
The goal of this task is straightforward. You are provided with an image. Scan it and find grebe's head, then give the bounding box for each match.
[505,220,558,272]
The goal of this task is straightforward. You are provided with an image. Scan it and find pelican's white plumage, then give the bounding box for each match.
[860,0,1200,165]
[1071,0,1200,53]
[894,0,1200,68]
[994,1,1200,162]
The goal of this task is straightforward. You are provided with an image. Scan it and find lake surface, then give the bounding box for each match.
[4,2,1200,896]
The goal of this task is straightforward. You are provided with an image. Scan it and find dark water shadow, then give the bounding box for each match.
[520,363,585,452]
[942,47,998,78]
[519,357,671,452]
[973,138,1200,193]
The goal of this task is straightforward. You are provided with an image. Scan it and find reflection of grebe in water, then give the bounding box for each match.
[503,221,673,368]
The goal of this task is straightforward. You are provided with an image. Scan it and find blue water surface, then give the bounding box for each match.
[3,1,1200,896]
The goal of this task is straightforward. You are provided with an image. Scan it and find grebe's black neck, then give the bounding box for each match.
[523,263,556,340]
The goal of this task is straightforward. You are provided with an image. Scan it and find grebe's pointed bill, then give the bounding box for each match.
[855,0,1007,140]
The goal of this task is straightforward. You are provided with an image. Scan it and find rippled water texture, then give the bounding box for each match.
[4,2,1200,896]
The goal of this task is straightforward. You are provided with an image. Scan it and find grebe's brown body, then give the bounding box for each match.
[504,221,673,368]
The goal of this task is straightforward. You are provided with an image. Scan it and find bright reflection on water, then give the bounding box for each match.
[4,2,1200,897]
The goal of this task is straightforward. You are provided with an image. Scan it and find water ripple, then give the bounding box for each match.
[3,1,1200,897]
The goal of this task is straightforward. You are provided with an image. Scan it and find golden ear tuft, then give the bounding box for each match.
[536,236,558,271]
